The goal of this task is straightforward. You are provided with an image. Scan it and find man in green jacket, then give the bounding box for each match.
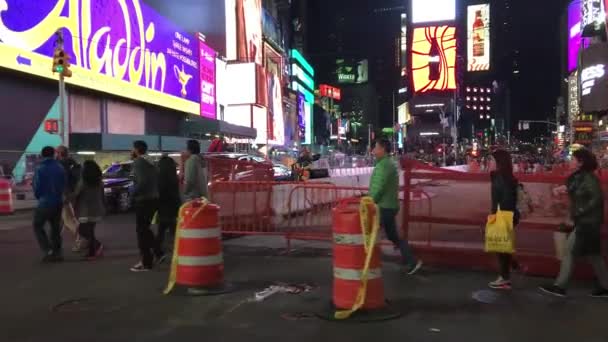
[370,139,422,275]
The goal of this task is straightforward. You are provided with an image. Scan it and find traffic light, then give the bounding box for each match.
[52,48,72,77]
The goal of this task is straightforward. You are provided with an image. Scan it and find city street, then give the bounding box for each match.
[1,212,607,342]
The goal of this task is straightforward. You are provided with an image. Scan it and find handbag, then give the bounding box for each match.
[61,203,79,235]
[484,208,515,254]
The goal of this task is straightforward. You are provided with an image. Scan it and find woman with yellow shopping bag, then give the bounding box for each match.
[486,150,519,290]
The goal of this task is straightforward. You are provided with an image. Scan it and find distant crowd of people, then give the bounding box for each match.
[31,139,209,272]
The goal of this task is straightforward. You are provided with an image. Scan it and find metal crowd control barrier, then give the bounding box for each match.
[208,159,607,279]
[401,158,608,278]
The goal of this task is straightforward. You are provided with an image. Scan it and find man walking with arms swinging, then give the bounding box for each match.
[370,139,422,274]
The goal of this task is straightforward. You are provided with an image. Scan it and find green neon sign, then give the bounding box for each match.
[290,49,314,76]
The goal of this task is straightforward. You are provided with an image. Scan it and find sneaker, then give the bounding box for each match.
[406,260,423,275]
[155,254,168,265]
[488,277,512,290]
[539,284,567,298]
[130,262,151,272]
[590,288,608,298]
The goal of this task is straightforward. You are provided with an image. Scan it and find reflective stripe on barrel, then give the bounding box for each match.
[334,267,382,281]
[178,254,223,266]
[333,233,379,246]
[179,227,221,239]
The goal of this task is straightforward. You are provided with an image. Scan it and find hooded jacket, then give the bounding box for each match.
[183,154,208,200]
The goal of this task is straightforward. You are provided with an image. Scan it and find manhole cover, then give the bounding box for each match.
[471,290,506,304]
[51,297,124,313]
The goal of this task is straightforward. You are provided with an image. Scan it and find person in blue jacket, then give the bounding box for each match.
[32,146,66,262]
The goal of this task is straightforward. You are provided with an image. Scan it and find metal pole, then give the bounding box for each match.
[392,91,396,151]
[55,29,67,147]
[59,74,68,146]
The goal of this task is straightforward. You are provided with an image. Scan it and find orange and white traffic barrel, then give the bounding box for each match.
[332,197,385,318]
[0,178,14,215]
[164,198,232,295]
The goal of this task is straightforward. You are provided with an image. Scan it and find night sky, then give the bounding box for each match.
[306,0,572,133]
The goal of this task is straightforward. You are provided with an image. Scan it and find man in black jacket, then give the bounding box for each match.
[130,140,162,272]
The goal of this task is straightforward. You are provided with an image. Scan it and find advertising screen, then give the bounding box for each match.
[336,59,368,84]
[411,26,457,93]
[581,43,608,112]
[467,4,490,72]
[264,43,285,145]
[224,63,257,104]
[236,0,263,65]
[199,39,217,119]
[398,102,410,124]
[569,1,584,72]
[0,0,200,114]
[412,0,456,24]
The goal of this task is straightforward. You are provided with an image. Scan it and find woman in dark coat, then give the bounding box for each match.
[540,148,608,297]
[156,155,181,259]
[488,149,519,290]
[73,160,105,260]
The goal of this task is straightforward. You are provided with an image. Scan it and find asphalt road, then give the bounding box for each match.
[0,212,607,342]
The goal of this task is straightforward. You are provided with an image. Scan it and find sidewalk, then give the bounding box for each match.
[0,214,607,341]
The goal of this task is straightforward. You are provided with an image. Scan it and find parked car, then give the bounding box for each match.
[273,164,293,181]
[103,161,134,212]
[204,153,275,182]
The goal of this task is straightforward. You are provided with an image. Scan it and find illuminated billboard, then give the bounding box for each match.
[199,39,217,119]
[581,43,608,112]
[568,1,586,72]
[467,4,490,72]
[264,43,285,145]
[412,0,456,24]
[411,26,457,93]
[290,49,314,145]
[0,0,200,114]
[236,0,263,65]
[336,59,368,84]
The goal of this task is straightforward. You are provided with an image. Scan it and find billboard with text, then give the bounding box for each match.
[0,0,200,114]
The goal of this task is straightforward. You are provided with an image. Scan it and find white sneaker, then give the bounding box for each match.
[406,260,423,275]
[489,277,512,290]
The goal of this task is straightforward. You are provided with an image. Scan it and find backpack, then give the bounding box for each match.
[516,183,533,217]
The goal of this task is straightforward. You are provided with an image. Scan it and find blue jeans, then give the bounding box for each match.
[379,208,416,267]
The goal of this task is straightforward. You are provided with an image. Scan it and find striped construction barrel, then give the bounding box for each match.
[332,199,385,310]
[0,178,13,215]
[176,201,223,288]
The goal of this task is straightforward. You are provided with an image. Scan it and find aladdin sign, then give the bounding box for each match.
[0,0,200,114]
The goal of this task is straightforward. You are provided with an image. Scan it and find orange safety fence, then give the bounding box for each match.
[209,181,367,249]
[207,158,608,279]
[401,158,608,278]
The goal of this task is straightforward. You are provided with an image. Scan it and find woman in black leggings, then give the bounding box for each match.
[487,149,519,290]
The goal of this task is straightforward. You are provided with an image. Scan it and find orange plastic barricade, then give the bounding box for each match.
[0,179,13,215]
[164,198,227,295]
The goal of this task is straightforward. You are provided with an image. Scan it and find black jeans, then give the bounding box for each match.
[379,208,416,267]
[33,205,63,255]
[157,219,176,254]
[497,253,520,280]
[135,199,161,268]
[78,222,100,256]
